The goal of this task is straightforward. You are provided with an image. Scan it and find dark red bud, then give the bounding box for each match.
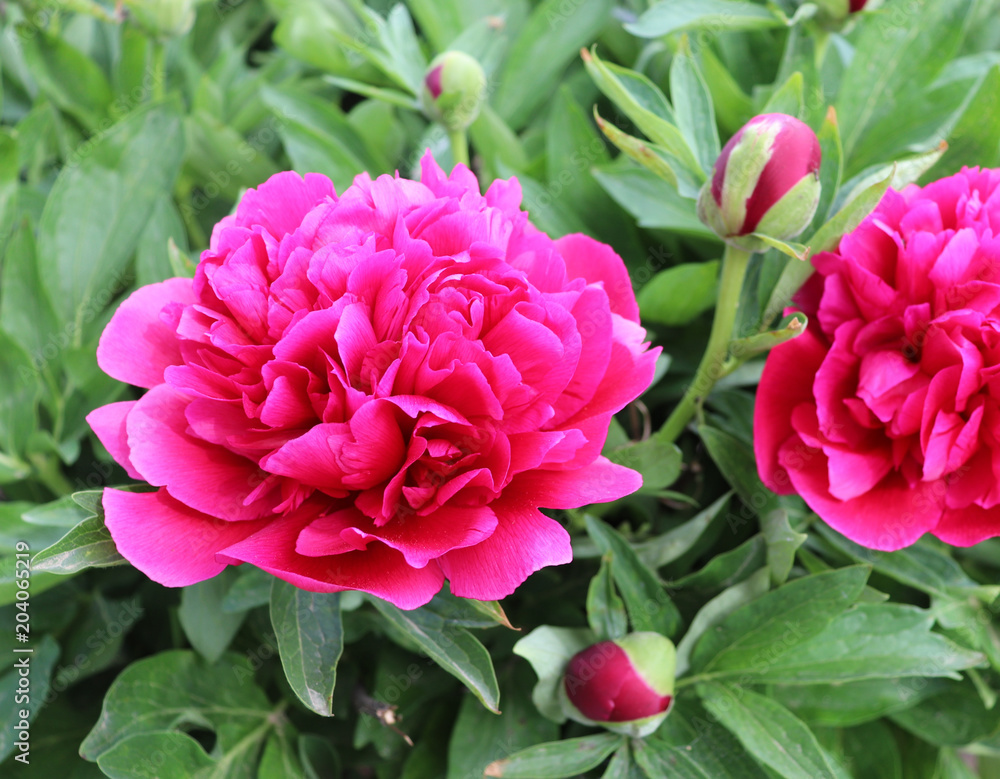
[564,641,672,723]
[425,65,444,100]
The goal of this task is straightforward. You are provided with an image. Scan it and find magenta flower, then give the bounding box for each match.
[87,154,658,608]
[698,113,821,247]
[563,632,676,736]
[755,167,1000,550]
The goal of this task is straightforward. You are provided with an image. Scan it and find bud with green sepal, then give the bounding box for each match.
[421,51,486,168]
[122,0,199,40]
[697,112,821,253]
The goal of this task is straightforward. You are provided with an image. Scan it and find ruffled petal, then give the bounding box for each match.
[87,401,142,479]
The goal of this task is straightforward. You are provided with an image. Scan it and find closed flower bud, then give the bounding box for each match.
[123,0,197,39]
[421,51,487,132]
[814,0,869,22]
[697,113,821,251]
[562,632,676,737]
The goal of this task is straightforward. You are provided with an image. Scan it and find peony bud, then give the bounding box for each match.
[562,632,676,737]
[697,113,821,252]
[421,51,487,132]
[122,0,197,39]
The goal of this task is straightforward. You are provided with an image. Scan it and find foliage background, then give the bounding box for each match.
[3,0,1000,776]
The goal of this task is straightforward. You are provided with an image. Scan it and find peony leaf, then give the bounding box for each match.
[889,679,1000,747]
[772,678,948,729]
[625,0,783,39]
[932,65,1000,174]
[637,260,720,327]
[688,565,870,677]
[634,492,733,570]
[96,732,217,778]
[270,581,344,718]
[584,515,682,638]
[760,508,807,587]
[633,697,770,779]
[730,313,808,362]
[370,597,501,713]
[749,603,985,685]
[484,733,624,779]
[494,0,613,131]
[180,569,248,665]
[80,650,278,773]
[513,625,595,723]
[699,683,851,779]
[593,109,680,190]
[670,36,720,177]
[761,71,805,119]
[37,102,185,342]
[586,555,628,641]
[31,514,126,574]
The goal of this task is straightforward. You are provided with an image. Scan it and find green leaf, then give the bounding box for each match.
[670,37,720,177]
[675,567,770,678]
[773,677,948,728]
[80,650,276,762]
[810,165,894,254]
[0,331,39,459]
[699,684,850,779]
[587,555,628,641]
[37,102,185,339]
[762,71,805,118]
[594,110,681,190]
[634,697,770,778]
[221,565,274,613]
[182,110,280,202]
[135,194,189,287]
[753,603,984,684]
[270,580,344,717]
[698,425,774,510]
[179,569,248,664]
[625,0,783,38]
[19,28,111,131]
[585,515,682,638]
[890,679,1000,746]
[447,664,560,779]
[95,732,215,778]
[688,565,870,676]
[484,733,624,779]
[513,625,594,723]
[592,161,714,238]
[673,535,767,592]
[370,597,500,713]
[933,64,1000,173]
[325,75,421,110]
[634,492,732,570]
[1,219,59,374]
[583,48,703,181]
[731,313,808,361]
[836,0,974,169]
[0,634,60,764]
[30,514,125,574]
[638,261,719,327]
[604,437,683,493]
[494,0,613,130]
[760,508,807,586]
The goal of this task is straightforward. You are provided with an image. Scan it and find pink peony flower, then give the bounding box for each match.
[755,167,1000,550]
[87,154,658,608]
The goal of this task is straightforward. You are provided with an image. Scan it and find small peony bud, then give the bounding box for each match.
[814,0,868,21]
[697,113,821,252]
[850,0,868,10]
[421,51,487,132]
[123,0,197,39]
[563,632,676,737]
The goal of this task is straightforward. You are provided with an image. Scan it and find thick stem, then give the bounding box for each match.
[447,127,470,168]
[658,245,753,443]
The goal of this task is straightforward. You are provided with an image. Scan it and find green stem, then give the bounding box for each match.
[447,127,470,168]
[658,245,753,443]
[29,453,75,498]
[151,42,167,102]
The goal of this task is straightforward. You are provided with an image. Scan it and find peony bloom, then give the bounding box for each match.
[563,632,675,737]
[87,154,657,609]
[755,167,1000,550]
[698,113,821,250]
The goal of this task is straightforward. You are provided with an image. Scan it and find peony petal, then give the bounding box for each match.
[440,494,571,600]
[103,488,270,587]
[753,327,828,494]
[87,401,142,479]
[97,277,196,388]
[780,435,942,550]
[555,233,640,323]
[218,509,445,609]
[933,504,1000,546]
[511,455,641,509]
[126,384,276,520]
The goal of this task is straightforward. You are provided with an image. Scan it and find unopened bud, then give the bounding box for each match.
[122,0,197,39]
[697,113,821,252]
[421,51,487,132]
